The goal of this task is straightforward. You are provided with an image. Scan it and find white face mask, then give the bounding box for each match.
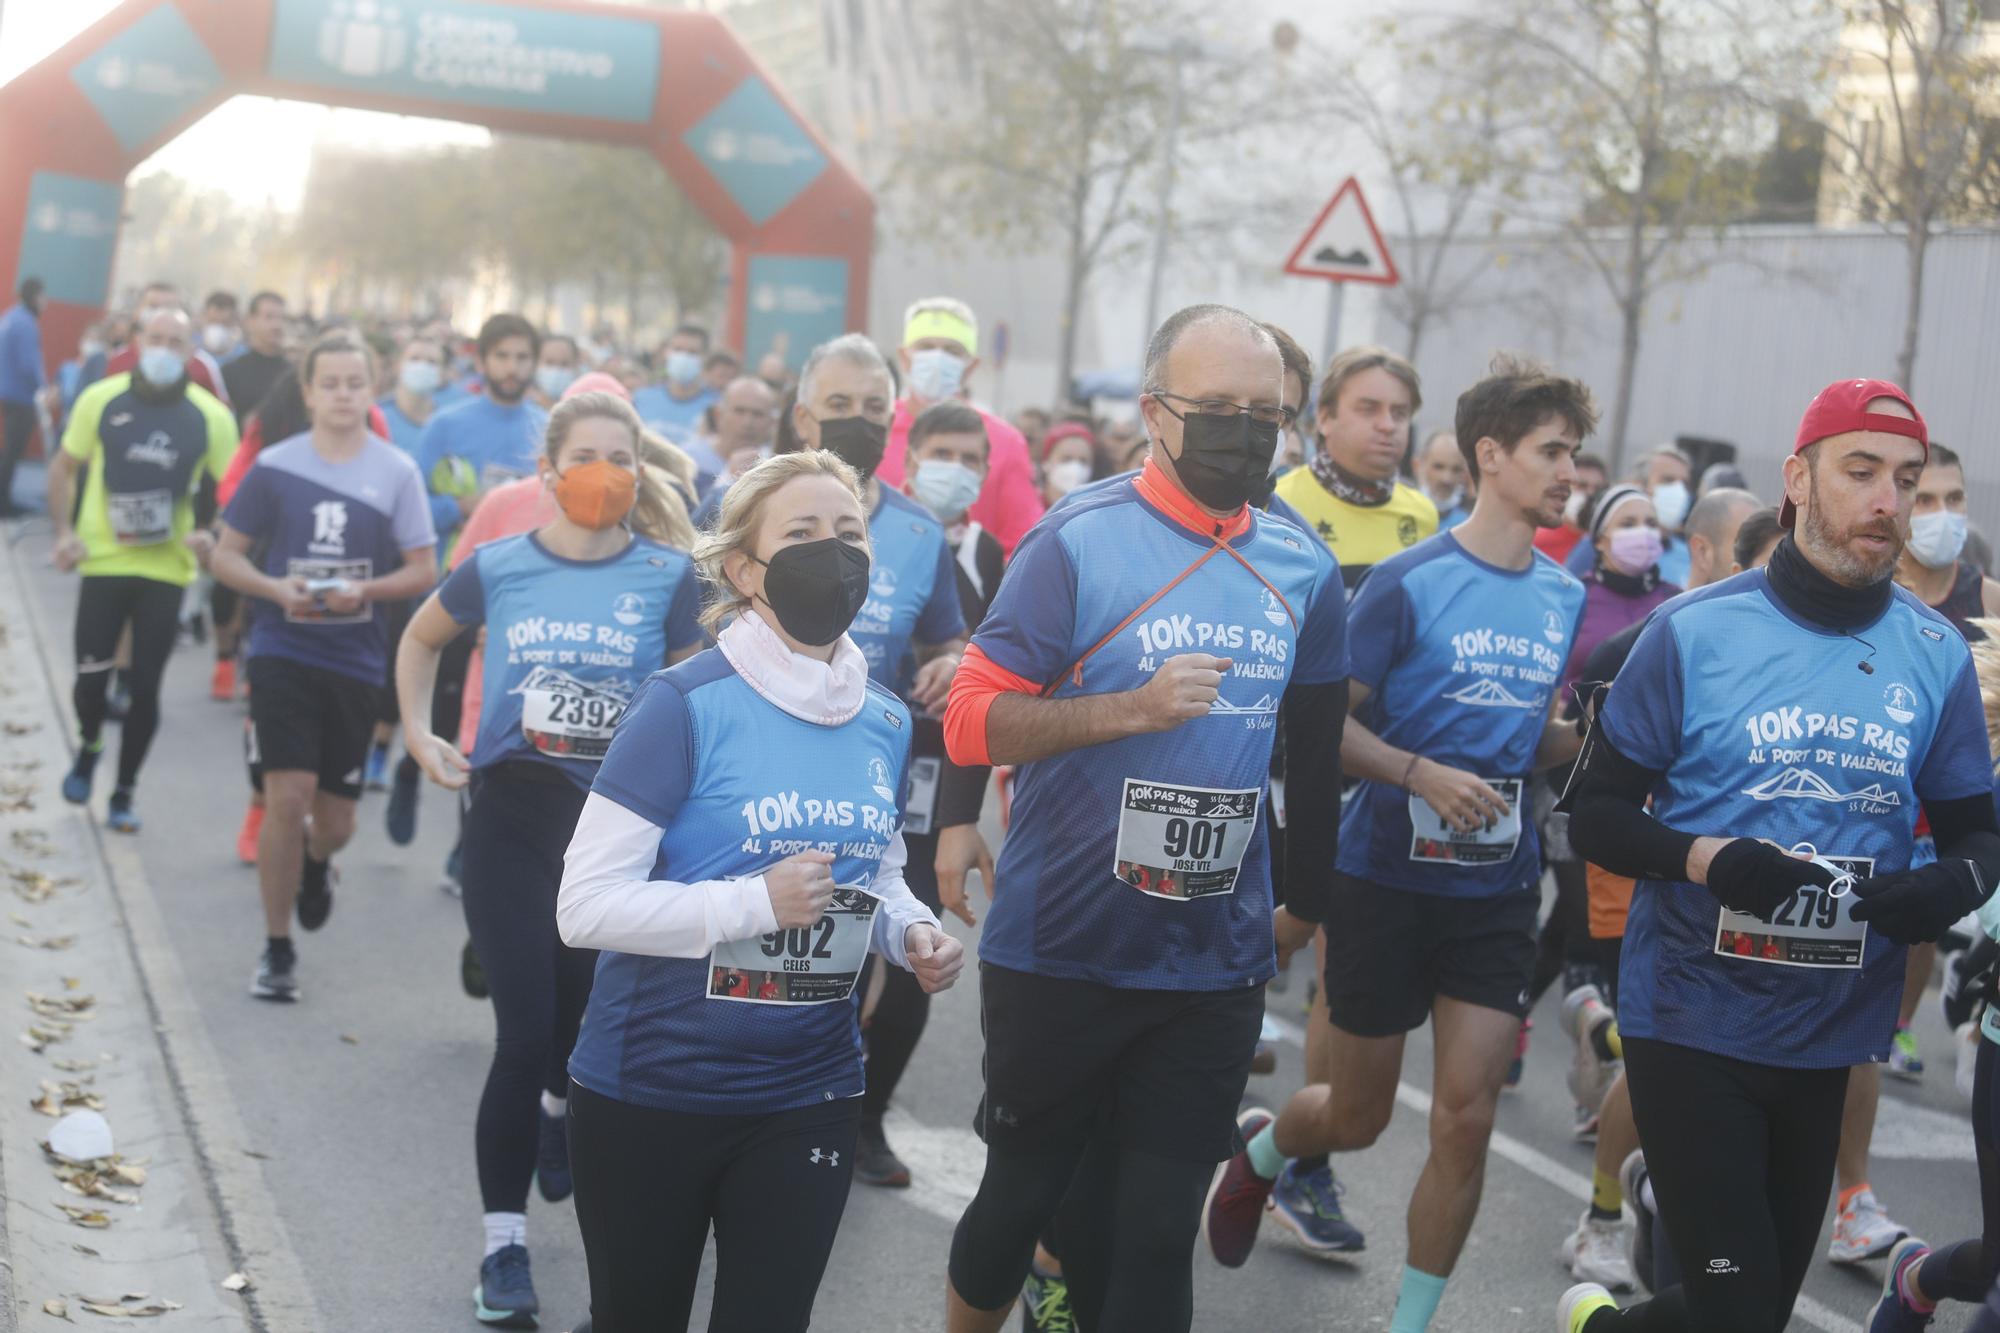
[1046,459,1092,497]
[400,360,442,396]
[201,323,235,355]
[1651,479,1691,530]
[912,459,984,521]
[908,348,967,400]
[1907,509,1968,570]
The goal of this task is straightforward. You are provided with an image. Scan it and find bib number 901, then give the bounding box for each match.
[1162,818,1229,862]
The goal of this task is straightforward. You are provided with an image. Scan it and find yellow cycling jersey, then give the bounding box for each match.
[1273,467,1439,590]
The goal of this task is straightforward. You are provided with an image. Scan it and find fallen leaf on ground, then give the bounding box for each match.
[44,1297,70,1319]
[339,1033,359,1045]
[17,934,77,950]
[77,1294,180,1317]
[71,1244,99,1257]
[9,911,28,925]
[221,1273,251,1292]
[50,1058,97,1072]
[53,1202,110,1228]
[3,719,41,735]
[11,828,54,857]
[31,1081,104,1116]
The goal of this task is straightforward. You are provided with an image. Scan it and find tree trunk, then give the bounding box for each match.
[1608,296,1642,473]
[1898,223,1927,391]
[1055,176,1091,407]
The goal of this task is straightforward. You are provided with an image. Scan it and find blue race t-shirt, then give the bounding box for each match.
[413,394,548,537]
[436,532,702,788]
[852,485,966,693]
[1601,570,1992,1068]
[1339,532,1586,897]
[567,652,913,1114]
[972,475,1348,991]
[221,433,437,685]
[632,382,719,455]
[377,397,427,454]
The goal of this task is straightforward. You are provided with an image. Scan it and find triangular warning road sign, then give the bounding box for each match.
[1283,177,1399,286]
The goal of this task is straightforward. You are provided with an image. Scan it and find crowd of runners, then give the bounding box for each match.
[9,268,2000,1332]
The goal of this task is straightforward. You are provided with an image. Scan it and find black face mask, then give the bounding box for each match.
[1167,411,1280,512]
[817,416,888,483]
[753,537,872,646]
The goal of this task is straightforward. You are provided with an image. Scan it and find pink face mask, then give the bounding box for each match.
[1607,525,1664,576]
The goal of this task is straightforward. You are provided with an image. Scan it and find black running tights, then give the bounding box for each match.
[73,575,180,790]
[460,765,594,1214]
[1586,1036,1847,1333]
[1914,1034,2000,1304]
[568,1083,859,1332]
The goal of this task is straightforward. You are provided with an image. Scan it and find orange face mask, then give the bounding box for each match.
[551,459,637,529]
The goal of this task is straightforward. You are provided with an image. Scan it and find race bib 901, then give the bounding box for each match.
[1112,780,1260,901]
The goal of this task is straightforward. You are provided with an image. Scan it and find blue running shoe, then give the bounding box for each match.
[1867,1237,1934,1332]
[475,1244,539,1328]
[363,743,390,792]
[536,1109,572,1203]
[105,788,140,834]
[61,745,100,805]
[1268,1161,1365,1254]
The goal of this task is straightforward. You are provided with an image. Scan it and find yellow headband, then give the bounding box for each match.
[903,308,978,357]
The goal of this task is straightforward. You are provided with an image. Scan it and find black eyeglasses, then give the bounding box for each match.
[1151,391,1297,430]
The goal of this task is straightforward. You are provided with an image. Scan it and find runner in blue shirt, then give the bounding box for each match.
[1556,378,2000,1333]
[555,449,963,1331]
[212,332,438,1002]
[394,390,704,1330]
[631,322,723,474]
[396,315,547,852]
[942,305,1348,1333]
[377,334,444,455]
[1208,356,1596,1333]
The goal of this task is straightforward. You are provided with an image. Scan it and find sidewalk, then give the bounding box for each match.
[0,522,312,1332]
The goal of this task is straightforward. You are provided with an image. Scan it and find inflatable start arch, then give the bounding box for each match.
[0,0,873,371]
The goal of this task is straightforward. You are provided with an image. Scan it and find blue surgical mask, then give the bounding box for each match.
[1907,509,1968,570]
[137,346,187,388]
[912,459,984,520]
[400,360,441,396]
[535,365,578,400]
[909,348,967,400]
[666,351,703,386]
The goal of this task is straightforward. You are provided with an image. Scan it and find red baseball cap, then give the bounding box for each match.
[1779,377,1927,529]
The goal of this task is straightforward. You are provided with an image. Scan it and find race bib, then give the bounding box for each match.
[708,885,879,1005]
[1409,778,1524,865]
[1112,780,1260,901]
[902,756,942,837]
[284,557,373,624]
[107,489,174,546]
[480,461,528,493]
[517,669,626,761]
[1715,855,1871,970]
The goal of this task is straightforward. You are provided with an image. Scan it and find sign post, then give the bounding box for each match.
[1283,176,1399,366]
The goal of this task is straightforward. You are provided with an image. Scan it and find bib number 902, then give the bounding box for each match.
[759,920,836,960]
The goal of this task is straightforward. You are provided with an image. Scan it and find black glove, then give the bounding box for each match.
[1941,937,2000,1031]
[1849,859,1990,945]
[1704,838,1836,921]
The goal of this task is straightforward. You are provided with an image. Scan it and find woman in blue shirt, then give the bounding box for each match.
[396,391,705,1329]
[556,449,964,1333]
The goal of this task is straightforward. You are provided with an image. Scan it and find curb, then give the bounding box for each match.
[2,522,317,1331]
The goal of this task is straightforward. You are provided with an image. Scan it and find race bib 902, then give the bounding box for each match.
[708,885,879,1004]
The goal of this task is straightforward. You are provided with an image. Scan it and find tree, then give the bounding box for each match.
[1465,0,1773,468]
[1810,0,2000,390]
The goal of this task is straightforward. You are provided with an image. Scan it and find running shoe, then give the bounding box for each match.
[536,1109,572,1203]
[1267,1160,1365,1254]
[105,788,140,834]
[363,742,390,792]
[61,745,100,805]
[1559,1209,1636,1291]
[1019,1266,1075,1333]
[1866,1237,1934,1332]
[854,1114,912,1188]
[1562,984,1618,1111]
[210,657,236,703]
[386,758,419,846]
[1504,1018,1532,1092]
[1888,1027,1924,1082]
[1620,1149,1655,1295]
[462,937,488,999]
[1830,1187,1909,1264]
[442,840,463,898]
[250,942,298,1002]
[105,678,130,723]
[474,1243,539,1328]
[235,802,263,865]
[1571,1101,1600,1142]
[296,856,335,932]
[1203,1107,1276,1267]
[1557,1282,1617,1332]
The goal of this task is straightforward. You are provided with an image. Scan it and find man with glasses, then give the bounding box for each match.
[1276,345,1434,590]
[942,305,1349,1331]
[1208,356,1594,1333]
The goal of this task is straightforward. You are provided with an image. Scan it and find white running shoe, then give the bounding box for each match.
[1562,985,1619,1111]
[1571,1101,1601,1142]
[1559,1209,1636,1291]
[1828,1187,1909,1264]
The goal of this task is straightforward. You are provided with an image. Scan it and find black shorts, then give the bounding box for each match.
[973,963,1263,1165]
[247,656,376,799]
[1323,871,1539,1037]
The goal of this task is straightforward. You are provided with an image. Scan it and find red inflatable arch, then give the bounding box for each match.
[0,0,873,375]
